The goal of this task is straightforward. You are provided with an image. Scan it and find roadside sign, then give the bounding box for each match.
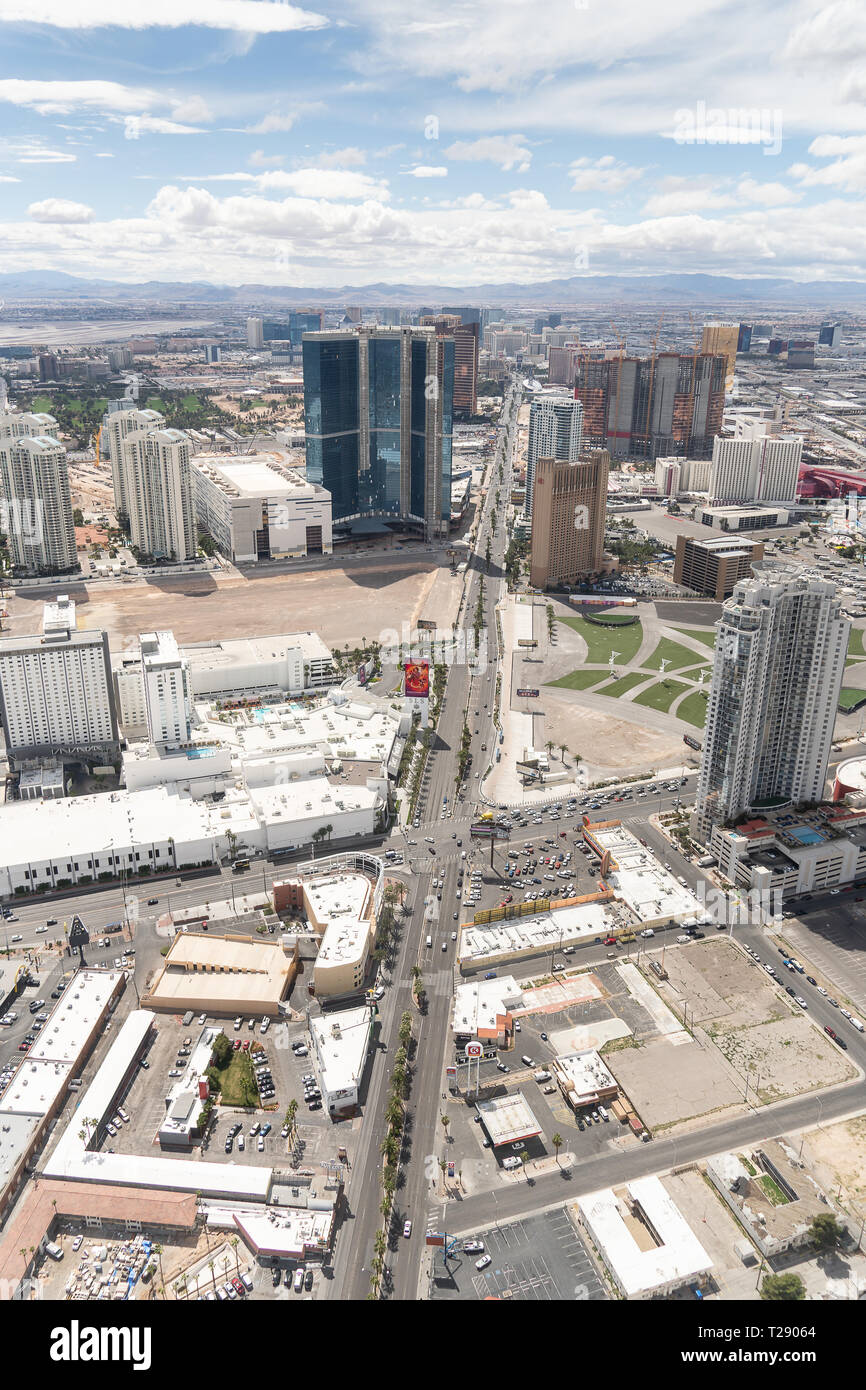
[516,688,540,698]
[465,1041,483,1058]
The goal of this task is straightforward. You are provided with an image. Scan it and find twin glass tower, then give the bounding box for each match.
[303,326,453,542]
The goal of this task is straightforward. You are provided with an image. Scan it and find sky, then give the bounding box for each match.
[0,0,864,287]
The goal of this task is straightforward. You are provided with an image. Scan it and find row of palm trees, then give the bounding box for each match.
[369,1010,413,1298]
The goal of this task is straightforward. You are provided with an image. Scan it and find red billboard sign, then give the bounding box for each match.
[516,688,539,698]
[404,659,430,698]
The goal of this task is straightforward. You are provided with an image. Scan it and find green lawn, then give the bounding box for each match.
[217,1052,259,1108]
[848,629,866,657]
[633,679,691,714]
[677,689,710,728]
[670,626,717,648]
[839,687,866,713]
[578,610,637,625]
[845,657,865,669]
[547,669,609,691]
[557,615,644,665]
[644,638,711,672]
[595,670,655,699]
[145,396,166,411]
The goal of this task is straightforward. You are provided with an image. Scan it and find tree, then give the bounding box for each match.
[520,1149,530,1180]
[440,1113,450,1143]
[760,1273,806,1301]
[808,1212,844,1254]
[552,1132,563,1165]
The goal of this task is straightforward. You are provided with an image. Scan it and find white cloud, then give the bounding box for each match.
[248,149,285,168]
[94,152,114,158]
[642,177,735,217]
[0,175,20,182]
[246,111,299,134]
[28,198,94,223]
[256,169,389,199]
[0,1,329,32]
[407,166,448,178]
[15,147,76,163]
[570,155,644,194]
[736,177,801,206]
[0,78,159,113]
[790,134,866,192]
[306,147,368,169]
[122,114,204,138]
[443,134,531,172]
[170,95,214,124]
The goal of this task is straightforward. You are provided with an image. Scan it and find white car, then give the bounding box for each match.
[403,1220,412,1238]
[640,929,654,938]
[475,1254,492,1270]
[72,1236,83,1252]
[795,997,807,1009]
[35,926,47,935]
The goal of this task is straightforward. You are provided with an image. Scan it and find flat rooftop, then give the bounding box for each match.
[553,1049,618,1100]
[310,1007,371,1096]
[475,1090,542,1147]
[232,1209,334,1260]
[458,896,628,965]
[578,1176,713,1298]
[145,934,293,1011]
[192,454,318,498]
[181,630,333,671]
[584,823,705,923]
[452,976,524,1037]
[27,968,123,1066]
[197,695,400,766]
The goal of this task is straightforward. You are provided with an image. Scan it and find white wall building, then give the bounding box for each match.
[309,1006,372,1114]
[695,568,848,836]
[710,434,803,505]
[0,597,119,766]
[112,630,336,736]
[0,429,76,574]
[654,456,712,497]
[140,630,193,747]
[578,1177,713,1299]
[101,407,165,521]
[191,454,332,562]
[525,394,584,518]
[118,425,197,560]
[246,317,264,350]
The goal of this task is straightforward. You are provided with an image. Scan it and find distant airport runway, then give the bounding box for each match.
[0,317,218,346]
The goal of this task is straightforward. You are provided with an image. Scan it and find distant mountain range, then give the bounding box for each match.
[0,268,864,309]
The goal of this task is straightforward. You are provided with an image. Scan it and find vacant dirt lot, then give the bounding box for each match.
[802,1116,866,1207]
[5,555,462,652]
[662,938,786,1029]
[606,1034,744,1130]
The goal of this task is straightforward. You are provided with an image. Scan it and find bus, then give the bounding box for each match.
[231,859,251,874]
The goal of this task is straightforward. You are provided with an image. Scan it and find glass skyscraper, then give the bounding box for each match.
[303,326,453,539]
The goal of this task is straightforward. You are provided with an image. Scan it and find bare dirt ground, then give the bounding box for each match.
[802,1116,866,1207]
[661,938,786,1029]
[708,1014,855,1104]
[606,1034,744,1130]
[540,695,688,774]
[5,557,457,652]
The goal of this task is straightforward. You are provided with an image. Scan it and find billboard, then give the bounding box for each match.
[517,638,538,648]
[683,734,703,751]
[404,659,430,699]
[357,664,367,685]
[470,822,509,840]
[516,688,539,698]
[417,618,437,632]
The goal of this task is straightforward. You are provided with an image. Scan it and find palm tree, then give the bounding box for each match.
[552,1133,563,1166]
[208,1259,216,1292]
[440,1113,450,1143]
[546,740,555,759]
[560,744,567,764]
[231,1237,240,1275]
[520,1149,530,1180]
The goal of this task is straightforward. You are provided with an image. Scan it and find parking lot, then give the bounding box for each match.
[431,1209,608,1301]
[97,1012,341,1171]
[786,905,866,1015]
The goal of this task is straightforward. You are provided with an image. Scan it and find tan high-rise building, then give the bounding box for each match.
[529,449,609,590]
[701,323,739,392]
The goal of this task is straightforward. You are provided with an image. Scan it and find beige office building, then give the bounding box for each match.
[142,931,299,1017]
[529,449,609,590]
[673,533,764,600]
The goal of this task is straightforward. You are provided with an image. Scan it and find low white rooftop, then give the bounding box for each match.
[585,823,705,923]
[475,1090,542,1147]
[553,1049,617,1102]
[197,695,400,766]
[232,1209,334,1260]
[458,897,625,965]
[452,976,523,1037]
[578,1176,713,1298]
[27,969,124,1066]
[310,1007,371,1096]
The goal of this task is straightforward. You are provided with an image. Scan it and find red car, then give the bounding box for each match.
[17,1042,29,1052]
[505,894,513,904]
[241,1039,250,1051]
[604,936,617,946]
[231,1276,245,1297]
[233,1038,241,1050]
[560,831,567,837]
